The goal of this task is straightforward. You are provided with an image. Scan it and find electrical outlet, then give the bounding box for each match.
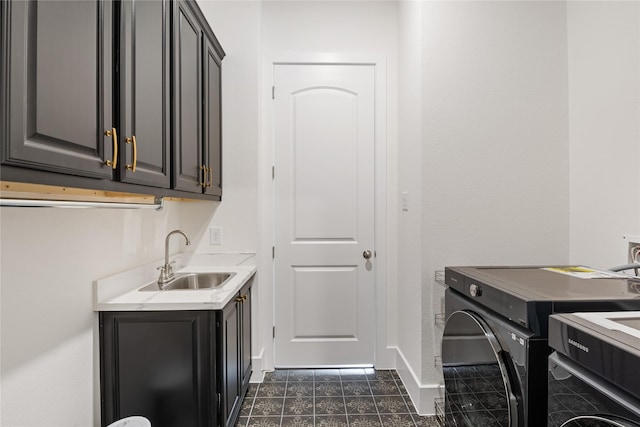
[210,226,222,246]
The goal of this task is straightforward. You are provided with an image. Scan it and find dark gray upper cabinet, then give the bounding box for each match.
[0,0,224,200]
[1,0,113,178]
[118,0,171,188]
[173,0,225,195]
[173,0,203,193]
[204,39,223,197]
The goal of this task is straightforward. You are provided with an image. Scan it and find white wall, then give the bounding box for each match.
[261,0,398,56]
[195,0,261,255]
[567,1,640,268]
[418,0,571,409]
[396,0,424,403]
[0,201,216,426]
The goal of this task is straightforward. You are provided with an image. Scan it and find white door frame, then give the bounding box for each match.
[257,53,393,374]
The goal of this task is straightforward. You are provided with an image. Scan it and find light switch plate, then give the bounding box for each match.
[401,191,409,212]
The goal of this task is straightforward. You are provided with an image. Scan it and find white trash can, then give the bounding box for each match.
[106,416,151,427]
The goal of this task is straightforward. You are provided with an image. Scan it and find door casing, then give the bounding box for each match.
[257,53,392,373]
[272,62,376,367]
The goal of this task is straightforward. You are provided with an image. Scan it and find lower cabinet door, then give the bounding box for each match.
[218,299,241,427]
[240,282,252,394]
[100,311,214,427]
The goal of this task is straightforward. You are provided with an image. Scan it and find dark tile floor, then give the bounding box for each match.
[442,364,509,425]
[237,368,440,427]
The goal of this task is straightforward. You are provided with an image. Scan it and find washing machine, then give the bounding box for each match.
[548,311,640,426]
[442,266,640,427]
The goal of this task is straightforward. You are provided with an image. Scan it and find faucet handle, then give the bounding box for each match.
[157,265,168,286]
[167,260,176,275]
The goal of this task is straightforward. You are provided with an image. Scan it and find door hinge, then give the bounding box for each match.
[272,246,275,259]
[273,326,276,339]
[272,86,275,99]
[272,166,275,180]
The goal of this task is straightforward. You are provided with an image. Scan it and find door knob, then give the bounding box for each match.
[363,250,373,260]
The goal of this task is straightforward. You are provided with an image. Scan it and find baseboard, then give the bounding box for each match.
[375,345,397,370]
[250,348,265,383]
[393,347,443,416]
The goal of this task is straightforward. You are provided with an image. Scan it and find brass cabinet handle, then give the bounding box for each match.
[236,296,244,303]
[199,165,207,187]
[104,128,118,169]
[207,166,213,188]
[126,135,137,172]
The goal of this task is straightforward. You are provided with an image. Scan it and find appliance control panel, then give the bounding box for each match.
[444,266,556,336]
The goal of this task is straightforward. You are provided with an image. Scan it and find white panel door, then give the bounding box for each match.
[273,64,375,367]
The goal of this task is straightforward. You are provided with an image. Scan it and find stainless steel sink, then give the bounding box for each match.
[138,272,236,291]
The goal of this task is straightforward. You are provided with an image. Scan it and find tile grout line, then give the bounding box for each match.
[312,372,315,426]
[340,371,350,427]
[366,372,385,427]
[392,375,414,426]
[245,385,253,425]
[279,374,287,427]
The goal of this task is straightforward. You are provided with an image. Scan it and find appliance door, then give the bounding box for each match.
[548,352,640,427]
[442,310,519,426]
[560,417,640,427]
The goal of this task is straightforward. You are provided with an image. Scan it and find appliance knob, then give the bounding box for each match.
[469,283,482,297]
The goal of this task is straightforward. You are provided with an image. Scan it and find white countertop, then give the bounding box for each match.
[94,252,257,311]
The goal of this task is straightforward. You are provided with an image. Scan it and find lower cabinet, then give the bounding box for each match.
[99,283,252,427]
[218,281,252,427]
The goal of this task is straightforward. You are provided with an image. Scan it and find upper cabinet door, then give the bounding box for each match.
[172,0,203,193]
[2,0,113,178]
[203,38,223,197]
[119,0,170,188]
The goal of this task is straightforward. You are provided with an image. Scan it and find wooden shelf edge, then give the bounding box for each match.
[0,181,158,204]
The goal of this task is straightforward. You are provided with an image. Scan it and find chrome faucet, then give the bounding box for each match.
[158,230,191,286]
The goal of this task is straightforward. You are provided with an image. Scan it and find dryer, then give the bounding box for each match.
[442,266,640,426]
